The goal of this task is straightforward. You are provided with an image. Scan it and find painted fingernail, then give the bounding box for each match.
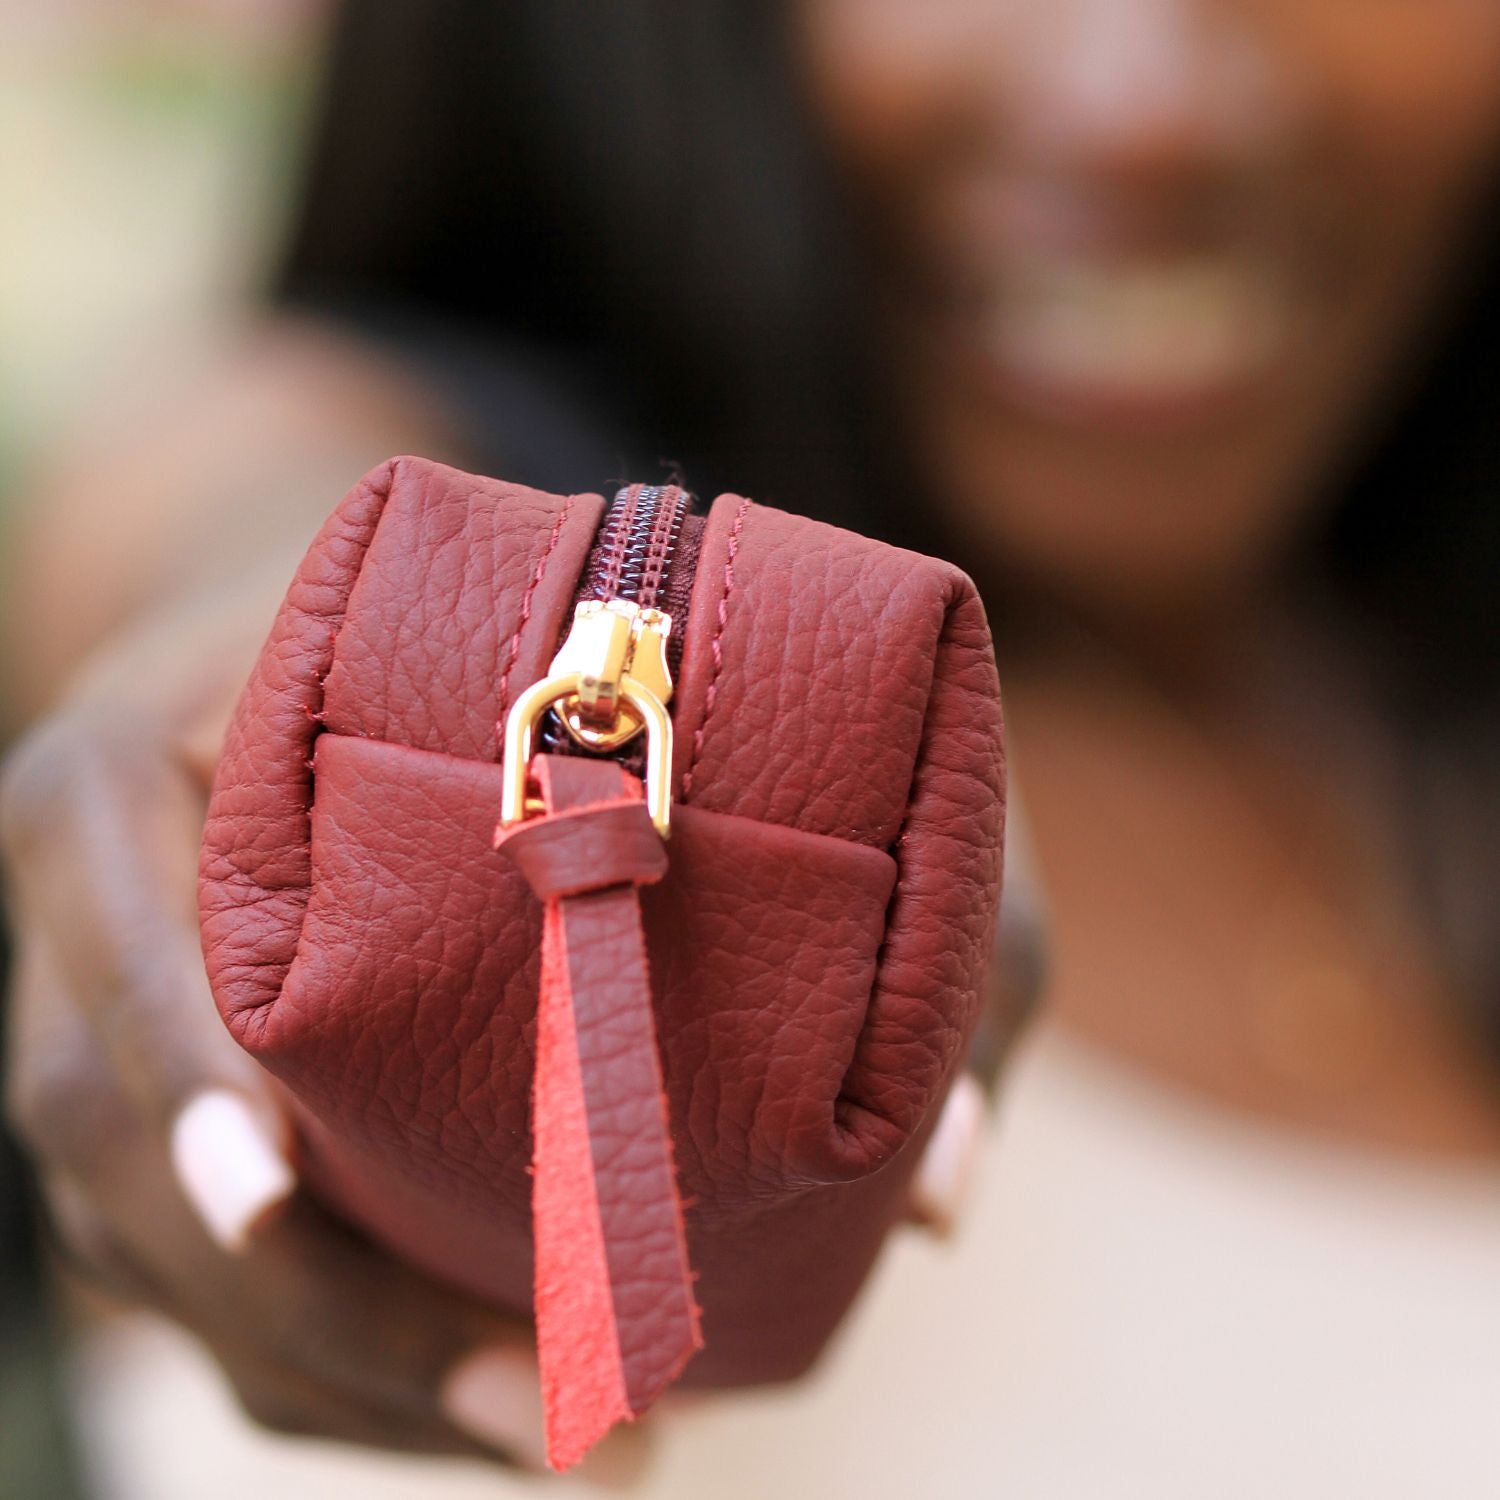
[440,1344,549,1470]
[911,1072,987,1238]
[170,1089,295,1253]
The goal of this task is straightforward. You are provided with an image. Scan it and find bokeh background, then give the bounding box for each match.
[1,5,320,1496]
[4,4,1500,1499]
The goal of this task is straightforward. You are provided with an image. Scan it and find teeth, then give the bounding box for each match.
[983,256,1286,401]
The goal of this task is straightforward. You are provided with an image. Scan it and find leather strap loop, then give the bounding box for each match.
[496,796,667,901]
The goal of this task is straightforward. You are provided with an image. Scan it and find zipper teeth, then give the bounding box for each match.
[587,484,690,609]
[631,496,686,606]
[545,482,699,761]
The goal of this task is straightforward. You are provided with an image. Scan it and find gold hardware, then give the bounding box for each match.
[499,599,675,838]
[547,600,674,751]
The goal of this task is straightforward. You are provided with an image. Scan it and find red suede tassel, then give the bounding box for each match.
[495,755,702,1470]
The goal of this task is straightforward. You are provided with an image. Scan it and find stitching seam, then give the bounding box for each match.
[679,497,751,802]
[311,462,400,783]
[235,462,400,1029]
[495,494,575,750]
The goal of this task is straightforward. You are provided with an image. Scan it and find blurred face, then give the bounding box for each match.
[797,0,1500,610]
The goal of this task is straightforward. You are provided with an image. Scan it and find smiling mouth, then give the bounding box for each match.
[959,251,1294,423]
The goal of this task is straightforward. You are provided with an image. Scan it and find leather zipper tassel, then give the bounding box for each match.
[495,755,701,1468]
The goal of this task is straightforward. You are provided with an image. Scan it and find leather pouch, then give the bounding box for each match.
[200,457,1005,1466]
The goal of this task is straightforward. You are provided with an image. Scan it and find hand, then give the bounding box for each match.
[0,575,646,1481]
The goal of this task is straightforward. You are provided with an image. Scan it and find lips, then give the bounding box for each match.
[911,170,1304,427]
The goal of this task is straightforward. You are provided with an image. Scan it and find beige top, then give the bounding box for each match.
[73,1025,1500,1500]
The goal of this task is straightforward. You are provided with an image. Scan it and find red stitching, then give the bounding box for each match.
[312,459,400,734]
[496,496,574,751]
[680,498,750,801]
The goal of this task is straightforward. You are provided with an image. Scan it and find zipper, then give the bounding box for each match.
[580,483,692,612]
[491,495,707,1463]
[500,484,702,838]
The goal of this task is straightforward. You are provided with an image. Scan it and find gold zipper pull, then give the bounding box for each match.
[548,600,673,750]
[499,599,675,837]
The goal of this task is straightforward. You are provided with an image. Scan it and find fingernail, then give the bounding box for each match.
[440,1344,549,1470]
[911,1072,987,1238]
[170,1089,295,1253]
[441,1345,651,1484]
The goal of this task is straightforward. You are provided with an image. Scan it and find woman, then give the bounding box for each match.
[4,1,1499,1493]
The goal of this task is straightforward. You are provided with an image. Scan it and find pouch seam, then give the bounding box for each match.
[679,496,751,802]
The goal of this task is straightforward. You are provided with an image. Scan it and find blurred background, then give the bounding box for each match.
[1,5,320,1497]
[0,2,311,521]
[3,2,1499,1497]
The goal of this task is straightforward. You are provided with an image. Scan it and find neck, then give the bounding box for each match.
[986,562,1288,708]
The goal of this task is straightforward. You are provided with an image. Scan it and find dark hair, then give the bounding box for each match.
[277,0,912,536]
[1319,198,1500,1057]
[277,0,1500,1055]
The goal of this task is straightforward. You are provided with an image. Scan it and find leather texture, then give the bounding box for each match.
[200,456,1006,1386]
[497,791,668,901]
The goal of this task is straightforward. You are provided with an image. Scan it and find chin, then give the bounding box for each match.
[935,431,1333,619]
[917,357,1343,618]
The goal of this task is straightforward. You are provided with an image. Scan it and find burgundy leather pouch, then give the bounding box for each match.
[200,457,1005,1465]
